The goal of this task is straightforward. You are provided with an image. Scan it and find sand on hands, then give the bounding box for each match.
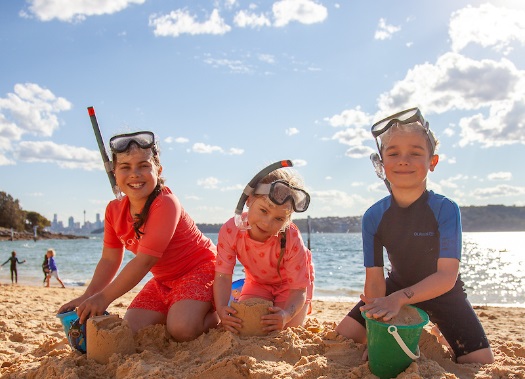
[230,298,273,336]
[2,284,525,379]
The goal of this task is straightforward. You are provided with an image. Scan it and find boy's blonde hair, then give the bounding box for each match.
[47,248,56,257]
[379,121,439,156]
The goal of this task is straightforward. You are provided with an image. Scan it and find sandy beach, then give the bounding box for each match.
[1,284,524,379]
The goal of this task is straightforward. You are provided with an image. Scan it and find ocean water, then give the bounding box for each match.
[1,232,524,307]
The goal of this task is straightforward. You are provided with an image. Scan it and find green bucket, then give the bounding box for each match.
[362,306,429,379]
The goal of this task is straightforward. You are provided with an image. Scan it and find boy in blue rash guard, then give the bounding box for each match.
[335,108,494,364]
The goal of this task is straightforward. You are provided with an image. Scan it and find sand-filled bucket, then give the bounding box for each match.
[362,305,429,379]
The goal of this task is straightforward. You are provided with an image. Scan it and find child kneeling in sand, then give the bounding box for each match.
[335,108,494,364]
[214,161,315,334]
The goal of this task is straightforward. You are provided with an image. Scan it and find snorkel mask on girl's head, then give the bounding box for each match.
[109,131,159,155]
[234,160,298,230]
[254,180,310,213]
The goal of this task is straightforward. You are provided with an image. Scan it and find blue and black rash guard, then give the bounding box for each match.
[362,190,465,293]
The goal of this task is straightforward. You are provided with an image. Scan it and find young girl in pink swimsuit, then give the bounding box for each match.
[58,131,218,342]
[214,161,314,334]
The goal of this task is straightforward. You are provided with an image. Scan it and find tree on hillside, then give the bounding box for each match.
[25,211,51,234]
[0,191,25,231]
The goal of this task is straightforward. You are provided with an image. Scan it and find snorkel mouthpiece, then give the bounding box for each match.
[370,153,392,193]
[370,153,385,180]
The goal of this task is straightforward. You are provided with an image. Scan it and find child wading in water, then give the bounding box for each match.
[1,251,26,284]
[335,108,494,364]
[214,161,315,333]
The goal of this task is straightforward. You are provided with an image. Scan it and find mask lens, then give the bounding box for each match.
[269,181,310,212]
[371,108,421,137]
[110,132,155,153]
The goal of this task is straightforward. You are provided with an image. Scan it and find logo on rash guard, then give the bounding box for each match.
[414,231,435,237]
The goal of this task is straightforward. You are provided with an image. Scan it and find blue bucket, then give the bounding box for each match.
[56,310,108,353]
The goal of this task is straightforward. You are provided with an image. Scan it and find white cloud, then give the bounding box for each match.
[292,159,307,167]
[374,18,400,40]
[192,143,224,154]
[21,0,146,22]
[344,145,375,159]
[16,141,101,170]
[331,127,371,147]
[0,83,72,137]
[150,9,231,38]
[488,171,512,181]
[272,0,328,27]
[471,184,525,199]
[450,3,525,54]
[203,57,253,74]
[197,176,220,189]
[226,147,244,155]
[286,127,299,136]
[258,54,276,64]
[191,142,243,155]
[233,10,271,28]
[325,106,372,127]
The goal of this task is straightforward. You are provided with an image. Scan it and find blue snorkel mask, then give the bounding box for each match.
[234,160,294,230]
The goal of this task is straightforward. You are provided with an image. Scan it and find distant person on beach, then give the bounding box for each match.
[335,107,494,364]
[45,248,66,288]
[58,131,218,342]
[1,251,26,284]
[42,254,50,284]
[214,163,315,333]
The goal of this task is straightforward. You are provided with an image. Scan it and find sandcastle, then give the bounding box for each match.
[86,314,136,364]
[230,298,273,336]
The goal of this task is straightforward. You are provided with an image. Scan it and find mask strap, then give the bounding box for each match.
[234,160,293,230]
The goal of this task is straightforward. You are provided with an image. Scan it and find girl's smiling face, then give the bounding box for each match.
[382,130,438,192]
[113,146,162,207]
[246,196,291,242]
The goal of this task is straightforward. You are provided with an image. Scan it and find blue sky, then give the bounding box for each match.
[1,0,524,225]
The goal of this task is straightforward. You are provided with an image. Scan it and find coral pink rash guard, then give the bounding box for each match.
[103,187,216,282]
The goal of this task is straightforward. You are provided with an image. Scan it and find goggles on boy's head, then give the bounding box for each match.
[254,180,310,213]
[109,131,158,154]
[371,107,435,153]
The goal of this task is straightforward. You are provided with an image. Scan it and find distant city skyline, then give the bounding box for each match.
[49,212,104,235]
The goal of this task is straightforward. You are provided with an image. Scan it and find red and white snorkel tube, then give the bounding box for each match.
[234,160,293,230]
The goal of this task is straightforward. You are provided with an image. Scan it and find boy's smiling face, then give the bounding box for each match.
[382,130,439,192]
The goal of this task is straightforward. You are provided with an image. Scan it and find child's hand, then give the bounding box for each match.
[359,294,402,322]
[217,305,243,334]
[261,306,289,332]
[57,294,89,315]
[76,293,110,324]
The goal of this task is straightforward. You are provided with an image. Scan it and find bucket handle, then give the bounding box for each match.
[387,325,420,359]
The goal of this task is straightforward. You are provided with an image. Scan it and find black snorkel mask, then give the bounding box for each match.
[234,160,293,230]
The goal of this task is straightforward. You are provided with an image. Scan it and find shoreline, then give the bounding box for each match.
[1,284,525,378]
